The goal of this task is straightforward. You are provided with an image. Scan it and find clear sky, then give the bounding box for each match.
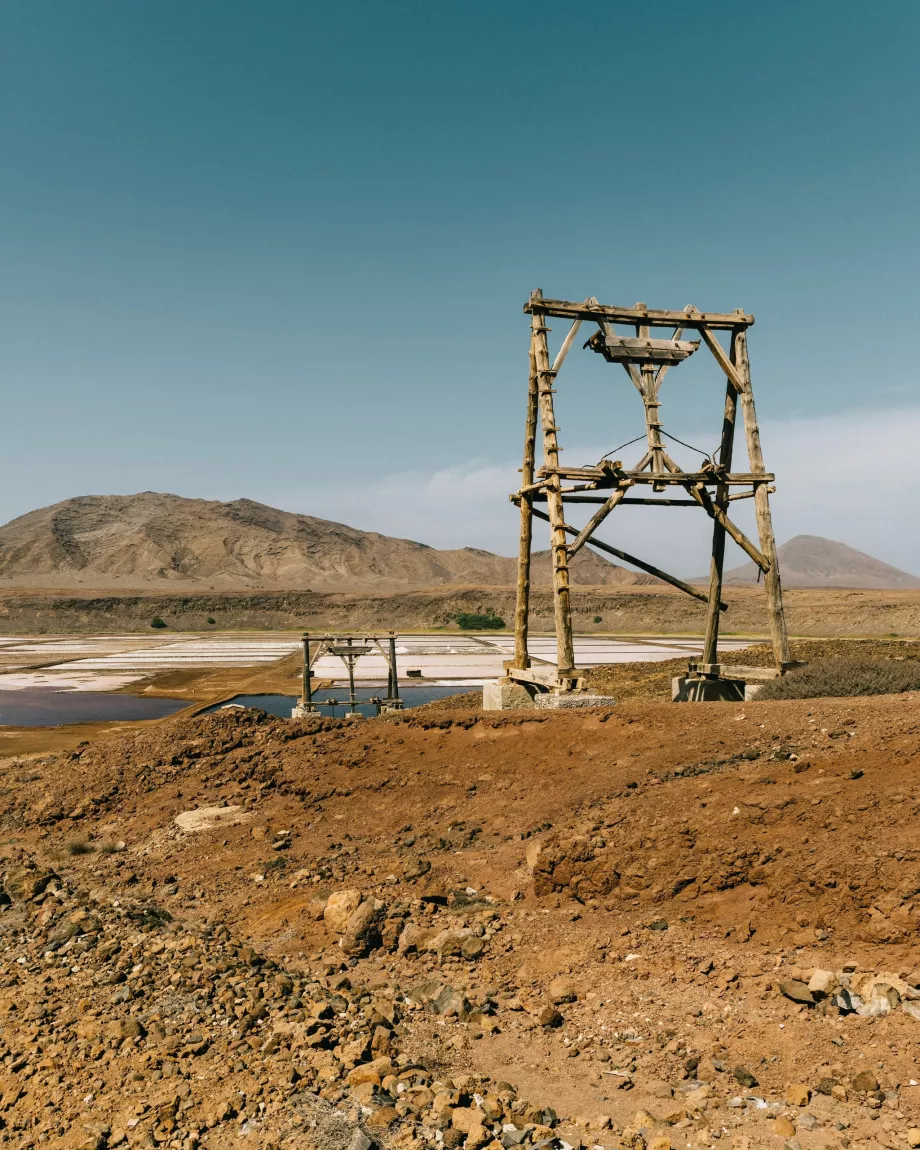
[2,1,918,574]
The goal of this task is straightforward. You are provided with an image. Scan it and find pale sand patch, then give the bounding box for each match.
[174,805,251,833]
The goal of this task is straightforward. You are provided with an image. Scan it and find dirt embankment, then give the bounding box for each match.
[1,586,920,636]
[1,694,920,1146]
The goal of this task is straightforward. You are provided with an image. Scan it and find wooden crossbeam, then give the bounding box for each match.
[525,296,754,330]
[536,466,774,484]
[531,494,700,506]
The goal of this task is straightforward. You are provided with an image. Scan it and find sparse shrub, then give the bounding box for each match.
[593,615,603,624]
[206,617,216,625]
[758,658,920,701]
[66,839,93,856]
[150,617,167,629]
[99,842,118,855]
[456,612,505,630]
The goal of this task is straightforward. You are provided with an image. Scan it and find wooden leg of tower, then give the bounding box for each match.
[530,292,575,678]
[703,342,740,665]
[736,329,791,667]
[513,337,540,669]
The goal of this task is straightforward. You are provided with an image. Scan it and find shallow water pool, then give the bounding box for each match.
[0,689,187,727]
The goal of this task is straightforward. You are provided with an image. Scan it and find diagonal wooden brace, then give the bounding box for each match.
[566,485,630,559]
[697,325,744,392]
[687,483,769,571]
[528,505,727,610]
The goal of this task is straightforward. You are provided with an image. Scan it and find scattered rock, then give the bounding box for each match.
[778,980,816,1005]
[324,888,363,933]
[548,976,576,1004]
[785,1084,811,1107]
[851,1070,880,1093]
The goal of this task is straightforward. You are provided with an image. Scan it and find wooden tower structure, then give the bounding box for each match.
[509,290,791,697]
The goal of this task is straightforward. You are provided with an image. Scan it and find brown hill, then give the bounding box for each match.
[0,493,656,591]
[721,533,920,589]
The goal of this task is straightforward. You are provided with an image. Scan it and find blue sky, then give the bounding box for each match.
[2,1,918,573]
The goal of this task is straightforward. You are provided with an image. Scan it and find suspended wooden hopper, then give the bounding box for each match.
[585,329,700,364]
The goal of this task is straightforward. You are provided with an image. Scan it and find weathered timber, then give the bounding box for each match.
[697,324,744,392]
[529,506,726,610]
[531,494,700,506]
[532,290,576,674]
[536,466,774,484]
[510,289,788,695]
[513,324,540,669]
[737,328,791,666]
[586,330,700,364]
[685,481,769,571]
[703,334,741,665]
[525,296,754,329]
[566,486,630,559]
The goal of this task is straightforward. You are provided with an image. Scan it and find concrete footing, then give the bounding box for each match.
[534,692,617,710]
[483,678,615,711]
[672,676,761,702]
[291,703,318,719]
[482,678,537,711]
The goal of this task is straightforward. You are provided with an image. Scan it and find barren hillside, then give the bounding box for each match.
[722,534,920,589]
[0,493,653,592]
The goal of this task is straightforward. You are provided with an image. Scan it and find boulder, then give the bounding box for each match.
[5,865,55,902]
[548,976,576,1004]
[324,889,363,934]
[341,899,385,957]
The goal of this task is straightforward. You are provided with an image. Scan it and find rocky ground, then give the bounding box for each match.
[2,689,920,1149]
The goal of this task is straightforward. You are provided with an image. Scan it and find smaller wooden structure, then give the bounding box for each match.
[295,633,402,717]
[509,291,792,700]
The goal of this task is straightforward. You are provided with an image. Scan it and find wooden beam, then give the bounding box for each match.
[703,334,740,665]
[697,325,744,392]
[551,296,597,374]
[737,328,791,666]
[533,495,700,505]
[537,466,774,484]
[529,506,727,610]
[531,290,576,674]
[513,319,541,669]
[525,296,754,330]
[686,481,769,571]
[566,486,630,559]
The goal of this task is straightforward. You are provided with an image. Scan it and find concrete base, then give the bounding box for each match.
[534,693,617,710]
[484,678,615,710]
[672,676,746,702]
[483,678,537,711]
[291,703,319,719]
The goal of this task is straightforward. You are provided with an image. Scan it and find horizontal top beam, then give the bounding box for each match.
[524,295,754,330]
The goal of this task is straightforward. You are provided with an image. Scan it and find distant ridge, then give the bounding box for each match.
[720,534,920,590]
[0,493,658,592]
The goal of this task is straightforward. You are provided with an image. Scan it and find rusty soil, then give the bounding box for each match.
[1,682,920,1149]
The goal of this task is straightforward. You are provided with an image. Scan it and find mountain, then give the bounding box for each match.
[721,534,920,590]
[0,493,656,591]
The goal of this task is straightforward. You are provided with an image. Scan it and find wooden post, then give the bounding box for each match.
[387,632,403,707]
[513,320,540,669]
[702,330,740,665]
[737,329,791,666]
[532,290,576,676]
[301,632,313,708]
